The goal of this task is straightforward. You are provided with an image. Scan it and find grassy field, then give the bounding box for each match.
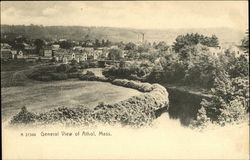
[1,61,142,121]
[1,80,142,121]
[1,60,49,87]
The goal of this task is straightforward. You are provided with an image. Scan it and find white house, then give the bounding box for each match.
[63,57,68,64]
[52,44,60,50]
[81,53,88,61]
[17,51,24,59]
[72,53,76,59]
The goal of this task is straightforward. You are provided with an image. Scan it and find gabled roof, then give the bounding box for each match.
[1,43,12,49]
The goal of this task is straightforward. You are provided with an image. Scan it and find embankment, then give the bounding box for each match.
[10,76,169,127]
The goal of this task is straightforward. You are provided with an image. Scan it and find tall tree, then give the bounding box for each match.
[59,41,72,49]
[94,39,101,47]
[240,30,249,54]
[173,33,220,53]
[155,41,169,51]
[108,48,123,60]
[125,42,136,50]
[34,39,45,55]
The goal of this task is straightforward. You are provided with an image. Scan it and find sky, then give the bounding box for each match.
[1,1,248,32]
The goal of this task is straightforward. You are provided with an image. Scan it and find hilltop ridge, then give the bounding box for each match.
[1,25,245,46]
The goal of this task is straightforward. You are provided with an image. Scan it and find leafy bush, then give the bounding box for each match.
[190,106,210,128]
[111,79,154,92]
[10,81,169,127]
[218,99,247,125]
[79,71,97,81]
[103,62,153,81]
[70,59,78,65]
[10,106,38,124]
[193,76,249,126]
[67,66,79,73]
[56,64,71,73]
[89,62,98,68]
[79,62,89,69]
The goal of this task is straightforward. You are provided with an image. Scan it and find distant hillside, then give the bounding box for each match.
[1,25,245,46]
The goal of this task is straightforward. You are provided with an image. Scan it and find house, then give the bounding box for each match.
[52,44,60,51]
[83,47,94,53]
[1,43,12,49]
[110,45,119,49]
[59,39,67,42]
[1,43,12,59]
[72,53,76,59]
[208,46,225,57]
[11,50,17,59]
[87,52,98,60]
[94,50,103,57]
[81,53,88,61]
[17,51,24,59]
[228,45,245,58]
[62,57,68,64]
[23,43,36,54]
[86,42,93,47]
[42,46,53,57]
[73,46,83,51]
[1,49,12,59]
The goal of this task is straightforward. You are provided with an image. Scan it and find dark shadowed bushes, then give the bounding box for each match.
[10,107,38,124]
[56,64,72,73]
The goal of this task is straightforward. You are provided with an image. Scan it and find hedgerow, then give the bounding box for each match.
[10,76,169,127]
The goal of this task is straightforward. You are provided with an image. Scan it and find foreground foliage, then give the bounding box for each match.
[103,33,249,128]
[10,77,169,127]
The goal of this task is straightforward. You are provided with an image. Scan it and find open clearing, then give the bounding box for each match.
[1,80,142,121]
[1,62,142,121]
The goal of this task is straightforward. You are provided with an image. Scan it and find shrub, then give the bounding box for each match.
[89,62,98,68]
[9,80,169,127]
[56,64,71,73]
[10,106,38,124]
[79,71,96,81]
[70,59,78,65]
[218,99,247,125]
[191,106,211,128]
[79,62,89,69]
[194,76,249,126]
[67,66,79,73]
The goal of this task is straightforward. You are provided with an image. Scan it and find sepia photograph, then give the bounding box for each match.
[1,1,249,159]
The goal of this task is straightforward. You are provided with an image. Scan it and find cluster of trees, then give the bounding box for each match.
[104,32,249,127]
[1,36,46,55]
[173,33,219,53]
[108,48,123,60]
[81,39,112,48]
[103,61,154,80]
